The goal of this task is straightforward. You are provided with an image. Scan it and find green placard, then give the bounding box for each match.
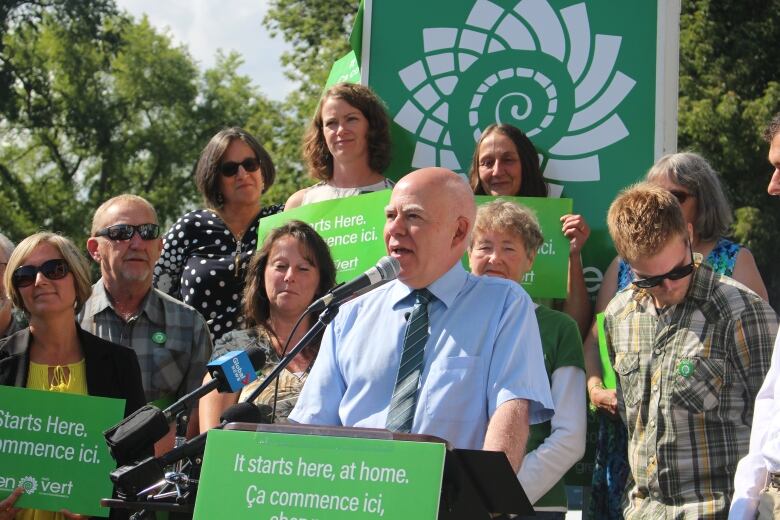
[194,430,446,519]
[260,191,571,298]
[472,195,572,298]
[259,190,391,282]
[325,51,361,89]
[597,312,616,389]
[0,386,124,516]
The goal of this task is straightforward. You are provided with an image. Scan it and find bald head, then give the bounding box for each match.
[384,168,476,288]
[396,167,477,225]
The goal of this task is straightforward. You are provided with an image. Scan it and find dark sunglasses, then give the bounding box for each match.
[12,259,70,288]
[219,158,260,177]
[633,245,695,289]
[95,223,160,241]
[669,190,694,205]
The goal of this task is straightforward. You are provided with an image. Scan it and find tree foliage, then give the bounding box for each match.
[678,0,780,306]
[0,1,286,246]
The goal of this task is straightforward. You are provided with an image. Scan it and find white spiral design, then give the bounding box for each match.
[392,0,635,186]
[19,475,38,494]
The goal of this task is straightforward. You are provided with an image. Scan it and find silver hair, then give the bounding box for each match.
[646,152,732,242]
[0,233,14,261]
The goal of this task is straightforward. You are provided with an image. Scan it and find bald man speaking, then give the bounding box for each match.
[290,168,553,471]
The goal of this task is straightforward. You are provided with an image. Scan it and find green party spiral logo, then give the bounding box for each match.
[18,475,37,494]
[392,0,635,190]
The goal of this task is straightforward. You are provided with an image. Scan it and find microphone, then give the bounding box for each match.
[104,347,266,465]
[162,346,266,420]
[306,256,400,313]
[111,402,264,497]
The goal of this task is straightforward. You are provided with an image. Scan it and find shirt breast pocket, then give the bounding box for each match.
[424,356,483,423]
[671,357,725,414]
[614,352,641,408]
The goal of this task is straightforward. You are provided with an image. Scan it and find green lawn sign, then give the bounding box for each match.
[194,430,446,519]
[259,191,571,298]
[0,386,124,516]
[355,0,680,299]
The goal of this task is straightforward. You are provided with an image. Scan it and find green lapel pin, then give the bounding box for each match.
[677,359,695,378]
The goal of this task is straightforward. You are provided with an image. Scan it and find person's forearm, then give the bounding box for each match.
[563,254,591,338]
[198,374,240,432]
[483,399,529,472]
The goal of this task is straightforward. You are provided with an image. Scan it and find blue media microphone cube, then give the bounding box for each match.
[207,350,258,393]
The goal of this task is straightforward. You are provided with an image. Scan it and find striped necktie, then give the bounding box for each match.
[385,288,434,433]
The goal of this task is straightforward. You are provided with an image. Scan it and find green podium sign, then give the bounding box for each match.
[0,386,124,516]
[194,429,446,519]
[259,191,571,298]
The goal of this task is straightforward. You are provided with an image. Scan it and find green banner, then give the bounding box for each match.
[259,191,571,298]
[194,430,445,519]
[0,386,124,516]
[359,0,679,301]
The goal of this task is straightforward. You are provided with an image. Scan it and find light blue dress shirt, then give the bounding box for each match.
[290,262,554,449]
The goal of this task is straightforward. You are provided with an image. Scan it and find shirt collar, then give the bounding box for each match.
[389,262,467,310]
[85,279,161,324]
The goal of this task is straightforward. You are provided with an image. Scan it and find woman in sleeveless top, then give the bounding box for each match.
[285,83,394,209]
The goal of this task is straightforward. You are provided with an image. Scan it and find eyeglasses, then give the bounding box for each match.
[632,246,695,289]
[12,259,70,288]
[95,223,160,241]
[219,158,260,177]
[669,190,694,204]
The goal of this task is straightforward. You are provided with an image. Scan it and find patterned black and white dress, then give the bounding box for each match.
[153,206,282,342]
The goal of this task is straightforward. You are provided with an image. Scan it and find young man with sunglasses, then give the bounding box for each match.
[80,194,213,455]
[604,183,777,519]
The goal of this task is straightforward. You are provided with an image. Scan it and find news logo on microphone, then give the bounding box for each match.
[208,350,258,393]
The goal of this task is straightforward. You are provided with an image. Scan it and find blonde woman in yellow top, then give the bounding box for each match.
[0,232,145,520]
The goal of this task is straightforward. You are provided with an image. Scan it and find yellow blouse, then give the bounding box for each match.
[18,361,87,520]
[26,360,87,394]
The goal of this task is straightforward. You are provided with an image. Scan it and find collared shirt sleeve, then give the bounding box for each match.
[183,313,213,404]
[731,331,780,520]
[288,318,346,425]
[488,290,554,424]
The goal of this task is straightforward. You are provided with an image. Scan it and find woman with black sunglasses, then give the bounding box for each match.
[585,152,769,519]
[0,232,145,519]
[154,127,283,342]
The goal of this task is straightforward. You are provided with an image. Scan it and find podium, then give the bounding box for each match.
[216,422,534,519]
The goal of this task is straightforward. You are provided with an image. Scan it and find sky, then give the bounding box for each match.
[115,0,295,101]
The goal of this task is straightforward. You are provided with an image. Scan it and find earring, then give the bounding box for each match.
[216,192,224,206]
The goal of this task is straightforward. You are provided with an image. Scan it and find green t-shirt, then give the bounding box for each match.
[526,305,585,509]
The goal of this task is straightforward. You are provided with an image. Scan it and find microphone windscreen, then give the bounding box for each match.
[220,402,264,424]
[256,404,274,424]
[244,346,267,371]
[376,256,401,280]
[208,349,258,392]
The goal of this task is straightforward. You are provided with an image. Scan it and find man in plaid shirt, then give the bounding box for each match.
[80,194,212,455]
[604,183,778,519]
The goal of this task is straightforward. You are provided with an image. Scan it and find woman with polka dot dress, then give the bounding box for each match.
[154,128,283,341]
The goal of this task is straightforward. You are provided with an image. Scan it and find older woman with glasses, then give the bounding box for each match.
[468,200,586,520]
[0,232,145,519]
[585,152,769,519]
[154,127,283,342]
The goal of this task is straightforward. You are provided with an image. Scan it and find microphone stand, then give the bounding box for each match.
[241,305,340,405]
